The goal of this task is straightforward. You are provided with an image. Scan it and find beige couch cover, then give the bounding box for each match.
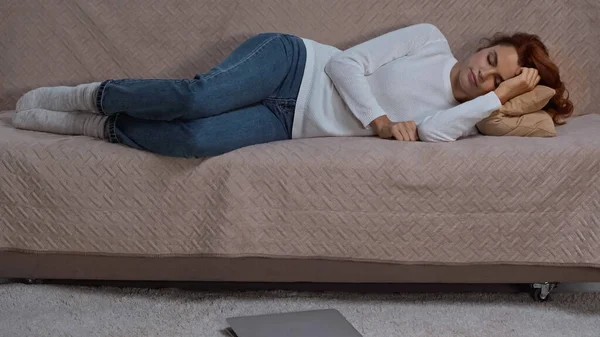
[1,0,600,283]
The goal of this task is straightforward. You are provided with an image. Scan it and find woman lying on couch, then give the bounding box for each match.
[13,23,573,158]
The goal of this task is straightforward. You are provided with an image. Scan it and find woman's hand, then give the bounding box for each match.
[494,67,541,104]
[371,116,419,141]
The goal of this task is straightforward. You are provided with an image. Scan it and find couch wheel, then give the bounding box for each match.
[532,288,549,301]
[531,282,557,301]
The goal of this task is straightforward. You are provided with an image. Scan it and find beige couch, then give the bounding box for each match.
[2,0,600,288]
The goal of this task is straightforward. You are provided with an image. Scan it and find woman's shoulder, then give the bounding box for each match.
[384,23,451,54]
[402,23,452,56]
[408,23,448,43]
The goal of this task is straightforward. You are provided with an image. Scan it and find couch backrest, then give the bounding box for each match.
[2,0,598,115]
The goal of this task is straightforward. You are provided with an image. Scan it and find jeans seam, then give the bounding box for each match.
[202,34,283,82]
[96,80,111,115]
[264,97,296,104]
[107,114,120,143]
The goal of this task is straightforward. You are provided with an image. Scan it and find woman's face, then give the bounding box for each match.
[460,45,521,100]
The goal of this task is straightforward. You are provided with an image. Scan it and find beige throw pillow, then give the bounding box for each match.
[498,85,556,116]
[476,85,557,137]
[476,110,556,137]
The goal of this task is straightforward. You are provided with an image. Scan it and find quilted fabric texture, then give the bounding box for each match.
[1,0,598,115]
[2,111,600,266]
[1,1,600,268]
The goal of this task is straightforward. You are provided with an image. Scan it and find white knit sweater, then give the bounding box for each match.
[291,23,502,142]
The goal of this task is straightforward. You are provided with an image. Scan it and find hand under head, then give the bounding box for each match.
[451,32,573,125]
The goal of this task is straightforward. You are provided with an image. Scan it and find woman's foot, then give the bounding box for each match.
[15,82,102,113]
[12,108,108,139]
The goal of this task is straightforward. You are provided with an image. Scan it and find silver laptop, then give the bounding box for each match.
[225,309,363,337]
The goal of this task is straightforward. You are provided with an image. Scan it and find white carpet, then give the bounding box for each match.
[1,283,600,337]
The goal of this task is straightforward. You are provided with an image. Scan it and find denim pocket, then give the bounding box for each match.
[263,98,296,139]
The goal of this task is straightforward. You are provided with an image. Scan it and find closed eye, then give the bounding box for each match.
[488,53,502,88]
[487,53,495,66]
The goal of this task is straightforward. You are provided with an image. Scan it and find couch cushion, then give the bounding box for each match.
[1,110,600,268]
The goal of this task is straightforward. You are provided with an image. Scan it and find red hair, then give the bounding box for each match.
[478,33,574,125]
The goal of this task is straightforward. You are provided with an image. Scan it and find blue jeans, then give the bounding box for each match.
[96,33,306,158]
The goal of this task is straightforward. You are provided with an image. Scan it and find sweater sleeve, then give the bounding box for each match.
[417,91,503,142]
[324,23,447,128]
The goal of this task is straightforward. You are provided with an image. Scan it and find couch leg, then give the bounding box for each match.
[531,282,558,301]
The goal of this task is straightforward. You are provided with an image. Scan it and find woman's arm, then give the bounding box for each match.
[324,23,446,129]
[417,68,542,142]
[417,91,503,142]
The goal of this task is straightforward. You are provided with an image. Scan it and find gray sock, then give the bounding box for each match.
[16,82,102,113]
[12,109,108,139]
